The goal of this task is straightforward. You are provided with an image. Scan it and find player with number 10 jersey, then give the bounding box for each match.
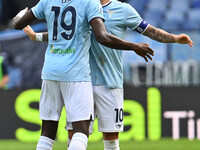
[88,1,193,149]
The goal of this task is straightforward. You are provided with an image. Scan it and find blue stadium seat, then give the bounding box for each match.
[161,10,185,30]
[191,0,200,8]
[171,44,191,61]
[191,50,200,61]
[169,0,190,12]
[182,20,200,30]
[165,10,185,23]
[148,0,169,6]
[160,20,180,31]
[143,9,164,27]
[126,0,148,14]
[147,0,168,12]
[187,8,200,24]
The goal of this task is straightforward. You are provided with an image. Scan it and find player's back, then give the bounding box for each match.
[32,0,103,82]
[90,0,142,88]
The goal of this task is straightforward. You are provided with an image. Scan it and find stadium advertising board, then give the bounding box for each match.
[0,87,200,142]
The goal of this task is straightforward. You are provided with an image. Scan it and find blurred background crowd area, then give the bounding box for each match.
[0,0,200,89]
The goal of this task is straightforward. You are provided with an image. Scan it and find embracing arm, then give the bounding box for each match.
[91,18,141,50]
[13,8,37,30]
[90,18,154,62]
[143,25,193,47]
[24,18,154,62]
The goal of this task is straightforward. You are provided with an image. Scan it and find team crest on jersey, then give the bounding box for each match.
[99,5,103,15]
[106,10,116,19]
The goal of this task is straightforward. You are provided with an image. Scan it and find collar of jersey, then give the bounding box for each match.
[102,0,112,7]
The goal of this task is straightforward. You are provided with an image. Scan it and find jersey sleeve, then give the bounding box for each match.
[31,0,47,20]
[86,0,104,22]
[124,4,143,30]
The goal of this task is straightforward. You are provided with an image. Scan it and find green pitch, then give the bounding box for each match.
[0,139,199,150]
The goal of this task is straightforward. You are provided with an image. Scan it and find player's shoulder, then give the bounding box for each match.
[84,0,99,4]
[112,0,131,7]
[121,2,135,11]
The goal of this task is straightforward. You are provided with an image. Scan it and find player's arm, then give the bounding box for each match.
[13,8,37,30]
[24,25,48,42]
[90,18,154,62]
[143,25,193,47]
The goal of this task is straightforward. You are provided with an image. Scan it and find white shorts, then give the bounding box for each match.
[66,85,124,133]
[93,85,124,132]
[39,80,94,122]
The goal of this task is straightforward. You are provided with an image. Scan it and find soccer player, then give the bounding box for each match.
[23,0,193,150]
[13,0,154,150]
[74,1,193,149]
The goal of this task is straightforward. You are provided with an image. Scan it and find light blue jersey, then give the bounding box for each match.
[32,0,103,81]
[90,0,143,88]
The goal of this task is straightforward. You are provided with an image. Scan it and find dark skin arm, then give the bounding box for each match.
[90,18,152,51]
[24,23,154,62]
[13,10,36,30]
[143,25,193,47]
[18,10,154,62]
[90,18,154,62]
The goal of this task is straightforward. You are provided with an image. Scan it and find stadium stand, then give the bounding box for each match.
[187,8,200,23]
[129,0,200,31]
[126,0,148,14]
[0,0,199,87]
[147,0,168,12]
[169,0,190,12]
[161,10,185,31]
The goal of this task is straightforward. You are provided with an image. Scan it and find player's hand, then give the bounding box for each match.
[175,34,194,47]
[134,43,154,62]
[24,25,36,41]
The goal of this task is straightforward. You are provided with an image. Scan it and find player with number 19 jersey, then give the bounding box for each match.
[32,0,104,82]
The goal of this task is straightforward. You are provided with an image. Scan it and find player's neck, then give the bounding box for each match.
[101,0,111,6]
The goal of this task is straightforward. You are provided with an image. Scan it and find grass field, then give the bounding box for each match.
[0,139,200,150]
